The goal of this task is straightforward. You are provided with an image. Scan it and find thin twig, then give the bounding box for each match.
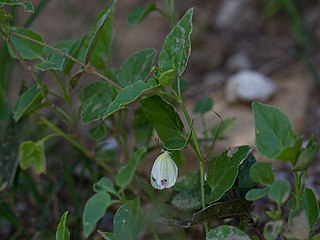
[10,31,123,90]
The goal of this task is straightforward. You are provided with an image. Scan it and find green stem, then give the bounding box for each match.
[174,78,208,234]
[293,171,302,210]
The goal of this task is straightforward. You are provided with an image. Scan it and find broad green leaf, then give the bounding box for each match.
[8,27,44,60]
[13,84,43,122]
[133,107,153,147]
[263,220,283,240]
[174,170,198,191]
[55,211,70,240]
[93,177,118,197]
[126,3,157,25]
[268,179,290,206]
[236,153,256,190]
[103,80,159,119]
[0,0,34,13]
[249,162,275,185]
[85,1,115,64]
[117,48,157,87]
[95,148,117,163]
[206,225,250,240]
[80,81,112,124]
[206,146,251,204]
[158,8,193,76]
[171,183,211,211]
[212,117,236,139]
[89,123,107,141]
[19,140,46,174]
[83,192,112,237]
[163,135,187,151]
[276,137,302,163]
[141,95,184,142]
[171,199,251,228]
[113,198,143,239]
[252,102,297,161]
[34,49,67,71]
[294,136,319,171]
[193,96,213,115]
[115,148,147,192]
[302,188,319,231]
[245,187,270,201]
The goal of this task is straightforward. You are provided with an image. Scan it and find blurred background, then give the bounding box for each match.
[1,0,320,239]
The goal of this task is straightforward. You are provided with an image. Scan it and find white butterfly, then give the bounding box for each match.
[150,151,178,190]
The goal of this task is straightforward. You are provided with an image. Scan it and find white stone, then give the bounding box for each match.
[225,70,276,102]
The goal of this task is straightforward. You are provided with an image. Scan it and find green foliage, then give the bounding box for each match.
[82,192,112,237]
[13,83,44,122]
[158,8,193,76]
[141,95,184,142]
[117,48,157,87]
[193,96,213,115]
[252,102,298,162]
[79,81,112,124]
[127,3,157,25]
[19,140,46,174]
[8,27,44,60]
[206,145,251,203]
[89,123,107,141]
[206,225,250,240]
[55,211,70,240]
[294,136,319,171]
[103,80,158,119]
[268,179,290,207]
[245,187,270,201]
[250,162,275,185]
[302,188,319,231]
[93,177,118,197]
[0,0,34,13]
[115,147,147,192]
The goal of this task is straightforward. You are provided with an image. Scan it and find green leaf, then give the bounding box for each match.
[85,1,116,64]
[0,0,34,13]
[193,97,213,115]
[268,179,290,206]
[206,225,250,240]
[117,48,157,87]
[55,211,70,240]
[236,153,256,190]
[126,3,157,25]
[19,140,46,174]
[263,220,283,240]
[266,209,281,220]
[245,187,270,201]
[249,162,275,185]
[174,170,198,191]
[212,117,236,139]
[34,49,67,71]
[8,27,44,60]
[93,177,118,197]
[141,95,184,142]
[103,80,159,119]
[89,123,107,141]
[163,135,187,151]
[113,198,143,239]
[0,9,12,28]
[115,148,147,192]
[158,8,193,76]
[80,81,112,124]
[294,136,319,171]
[302,188,319,231]
[13,84,43,122]
[206,145,251,204]
[158,68,176,86]
[171,199,251,228]
[82,192,112,238]
[171,183,211,211]
[252,102,298,162]
[133,107,153,147]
